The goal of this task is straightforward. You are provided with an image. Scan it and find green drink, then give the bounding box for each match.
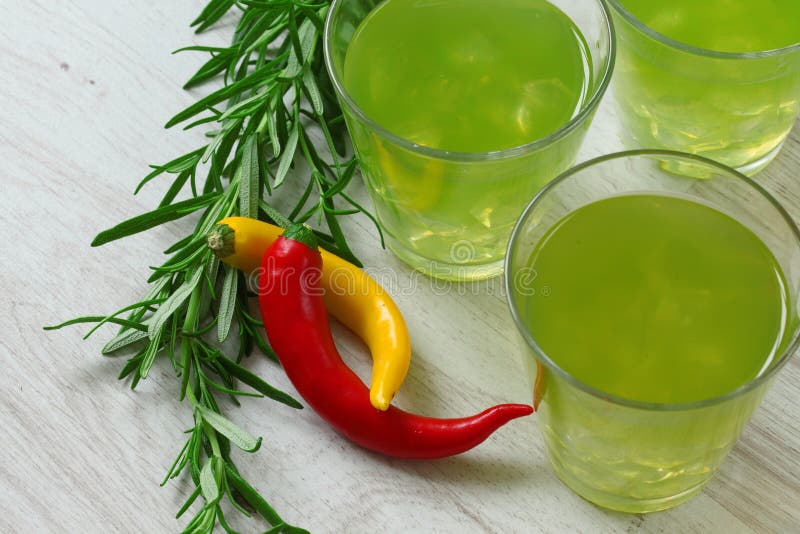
[506,151,800,513]
[609,0,800,175]
[344,0,589,153]
[325,0,614,280]
[525,194,787,405]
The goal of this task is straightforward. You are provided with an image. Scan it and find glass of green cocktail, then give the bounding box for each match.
[506,150,800,513]
[608,0,800,176]
[324,0,615,280]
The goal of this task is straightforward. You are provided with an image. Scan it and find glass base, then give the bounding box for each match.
[621,130,784,179]
[387,238,503,282]
[548,454,709,514]
[735,141,784,177]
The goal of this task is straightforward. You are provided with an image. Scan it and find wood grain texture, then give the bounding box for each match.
[1,1,798,533]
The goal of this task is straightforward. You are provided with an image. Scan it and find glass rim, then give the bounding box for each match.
[606,0,800,59]
[505,149,800,411]
[323,0,616,162]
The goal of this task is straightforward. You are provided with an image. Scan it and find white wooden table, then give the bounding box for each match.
[2,2,799,532]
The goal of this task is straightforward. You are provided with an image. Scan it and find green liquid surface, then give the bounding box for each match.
[618,0,800,53]
[524,194,787,404]
[344,0,589,152]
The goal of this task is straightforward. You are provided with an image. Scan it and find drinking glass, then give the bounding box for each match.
[607,1,800,176]
[324,0,615,281]
[506,150,800,513]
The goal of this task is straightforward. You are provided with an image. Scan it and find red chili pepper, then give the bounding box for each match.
[258,224,533,459]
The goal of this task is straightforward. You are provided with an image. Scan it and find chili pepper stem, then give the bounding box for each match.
[282,223,318,250]
[207,224,236,259]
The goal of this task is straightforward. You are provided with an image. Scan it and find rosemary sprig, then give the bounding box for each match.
[46,1,377,532]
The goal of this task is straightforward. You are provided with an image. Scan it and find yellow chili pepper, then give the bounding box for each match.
[206,216,411,411]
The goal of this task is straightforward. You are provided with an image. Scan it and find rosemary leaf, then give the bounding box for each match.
[103,328,150,355]
[135,148,204,194]
[197,406,262,453]
[244,16,289,55]
[160,169,193,207]
[224,464,291,529]
[149,267,204,338]
[118,349,145,380]
[216,356,302,409]
[91,193,220,246]
[200,458,221,504]
[239,133,260,218]
[266,95,281,157]
[183,50,235,89]
[139,328,163,379]
[176,485,203,519]
[216,266,238,343]
[165,71,275,128]
[274,125,298,187]
[192,0,237,33]
[43,316,147,333]
[302,65,324,116]
[281,10,321,79]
